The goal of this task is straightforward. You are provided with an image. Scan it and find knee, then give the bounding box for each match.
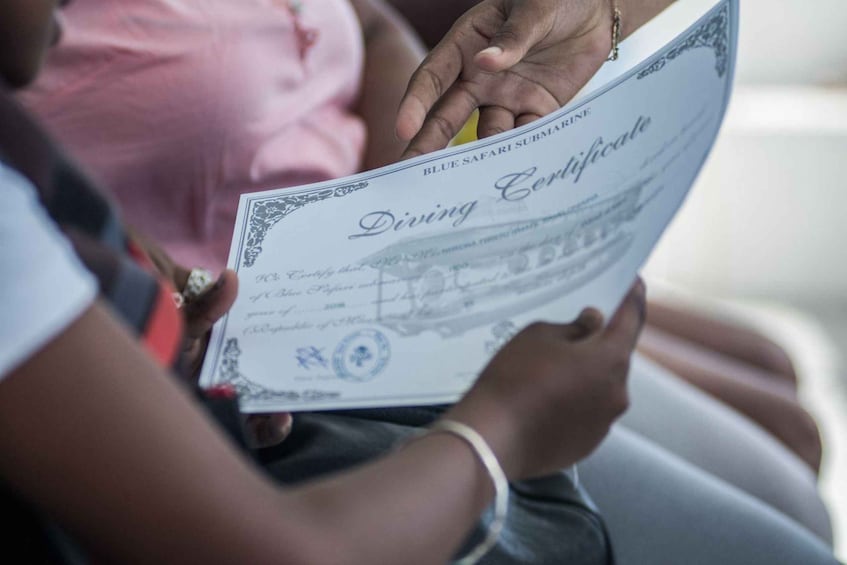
[781,404,823,474]
[755,340,799,386]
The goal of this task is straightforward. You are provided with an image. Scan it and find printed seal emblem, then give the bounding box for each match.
[333,329,391,382]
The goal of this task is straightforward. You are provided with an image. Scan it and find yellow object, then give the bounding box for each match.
[451,110,480,146]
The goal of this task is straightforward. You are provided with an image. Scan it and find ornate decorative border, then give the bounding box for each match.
[218,338,341,404]
[484,320,518,354]
[637,4,729,80]
[242,181,369,268]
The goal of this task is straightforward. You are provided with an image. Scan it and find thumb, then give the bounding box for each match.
[560,308,605,341]
[474,3,552,72]
[183,270,239,338]
[245,412,294,448]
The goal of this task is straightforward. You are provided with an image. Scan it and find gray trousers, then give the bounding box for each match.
[577,354,837,564]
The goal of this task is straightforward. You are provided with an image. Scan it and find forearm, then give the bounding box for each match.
[285,430,494,564]
[388,0,676,49]
[619,0,677,38]
[352,0,426,170]
[0,303,307,563]
[0,302,498,563]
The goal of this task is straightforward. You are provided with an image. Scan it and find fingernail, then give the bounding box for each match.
[576,308,603,333]
[478,46,503,58]
[580,307,600,319]
[258,414,293,445]
[278,414,293,439]
[254,419,272,445]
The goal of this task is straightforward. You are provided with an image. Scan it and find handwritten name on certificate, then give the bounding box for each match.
[200,0,738,412]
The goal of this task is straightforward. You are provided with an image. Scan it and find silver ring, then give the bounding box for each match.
[182,268,214,303]
[172,291,186,309]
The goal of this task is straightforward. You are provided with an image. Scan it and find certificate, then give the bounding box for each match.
[200,0,738,412]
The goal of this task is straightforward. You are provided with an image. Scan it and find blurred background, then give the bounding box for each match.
[642,0,847,558]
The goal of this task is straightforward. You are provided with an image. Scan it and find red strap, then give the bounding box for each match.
[127,240,185,367]
[142,285,184,367]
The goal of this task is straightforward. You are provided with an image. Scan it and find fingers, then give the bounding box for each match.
[575,307,605,336]
[172,264,190,295]
[477,106,515,139]
[558,308,605,341]
[401,85,480,159]
[245,413,293,449]
[474,2,552,73]
[515,112,543,128]
[396,39,464,142]
[179,270,238,381]
[129,227,184,286]
[526,307,604,343]
[182,270,239,339]
[603,278,647,351]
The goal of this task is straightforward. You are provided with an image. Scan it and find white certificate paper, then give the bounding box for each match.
[201,0,738,412]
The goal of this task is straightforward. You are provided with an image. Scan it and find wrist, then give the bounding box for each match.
[617,0,677,38]
[425,419,510,565]
[446,388,524,480]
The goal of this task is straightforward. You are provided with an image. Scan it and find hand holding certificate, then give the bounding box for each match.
[395,0,621,157]
[200,0,738,413]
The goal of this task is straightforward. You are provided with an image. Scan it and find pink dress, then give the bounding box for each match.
[22,0,367,272]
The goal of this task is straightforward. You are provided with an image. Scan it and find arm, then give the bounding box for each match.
[620,0,679,38]
[0,302,493,563]
[0,287,644,563]
[396,0,677,157]
[350,0,427,170]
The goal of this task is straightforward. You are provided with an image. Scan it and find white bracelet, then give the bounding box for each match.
[428,419,509,565]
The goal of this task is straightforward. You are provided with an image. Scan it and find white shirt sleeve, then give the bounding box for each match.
[0,163,98,381]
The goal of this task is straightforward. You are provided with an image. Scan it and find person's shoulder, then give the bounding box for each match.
[0,161,49,233]
[0,161,98,381]
[0,160,36,193]
[0,161,62,247]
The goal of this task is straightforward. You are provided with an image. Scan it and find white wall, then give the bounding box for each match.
[645,86,847,302]
[734,0,847,85]
[644,0,847,302]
